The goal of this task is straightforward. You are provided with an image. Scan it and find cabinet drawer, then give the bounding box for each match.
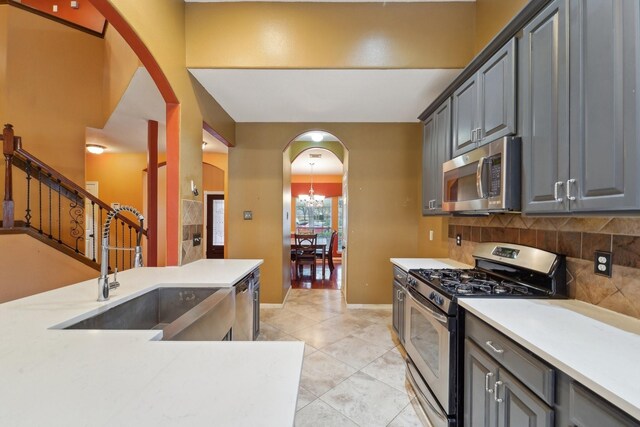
[569,382,639,427]
[393,266,407,286]
[466,314,555,406]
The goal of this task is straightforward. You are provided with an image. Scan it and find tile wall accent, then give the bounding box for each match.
[181,199,204,265]
[447,215,640,319]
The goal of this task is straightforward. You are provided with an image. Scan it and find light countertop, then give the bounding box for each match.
[460,298,640,421]
[0,259,305,427]
[390,258,473,271]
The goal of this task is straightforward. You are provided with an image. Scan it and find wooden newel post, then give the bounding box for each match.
[2,123,15,228]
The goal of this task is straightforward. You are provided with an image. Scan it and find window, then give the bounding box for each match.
[295,198,332,241]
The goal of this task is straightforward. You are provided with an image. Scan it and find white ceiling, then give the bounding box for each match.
[87,67,228,154]
[292,147,343,175]
[189,69,461,123]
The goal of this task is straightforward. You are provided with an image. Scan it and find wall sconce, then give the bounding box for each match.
[191,180,199,196]
[86,144,106,155]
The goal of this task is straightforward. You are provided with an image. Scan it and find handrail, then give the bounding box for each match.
[12,144,146,235]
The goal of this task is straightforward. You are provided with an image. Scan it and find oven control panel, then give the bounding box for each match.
[492,246,520,259]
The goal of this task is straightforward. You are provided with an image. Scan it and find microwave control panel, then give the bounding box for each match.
[488,154,502,197]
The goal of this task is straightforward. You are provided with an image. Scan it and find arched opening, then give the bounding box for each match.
[283,131,349,298]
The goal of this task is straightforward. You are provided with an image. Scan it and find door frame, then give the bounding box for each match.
[204,191,224,259]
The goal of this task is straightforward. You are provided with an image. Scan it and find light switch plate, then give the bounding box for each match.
[594,250,612,277]
[243,211,253,220]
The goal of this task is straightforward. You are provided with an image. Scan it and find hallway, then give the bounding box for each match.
[259,289,424,426]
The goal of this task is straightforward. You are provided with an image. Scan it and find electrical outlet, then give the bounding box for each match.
[456,234,462,246]
[429,230,434,241]
[594,250,612,277]
[243,211,253,220]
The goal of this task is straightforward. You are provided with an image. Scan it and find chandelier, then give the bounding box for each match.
[298,162,325,208]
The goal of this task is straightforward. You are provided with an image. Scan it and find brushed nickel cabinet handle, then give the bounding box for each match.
[494,380,504,403]
[566,178,577,201]
[554,181,564,202]
[485,372,494,393]
[486,340,504,354]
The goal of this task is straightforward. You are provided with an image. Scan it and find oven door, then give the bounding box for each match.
[404,287,455,415]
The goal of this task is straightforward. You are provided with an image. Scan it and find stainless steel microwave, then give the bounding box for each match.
[442,137,521,213]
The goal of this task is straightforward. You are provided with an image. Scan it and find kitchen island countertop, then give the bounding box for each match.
[0,259,304,426]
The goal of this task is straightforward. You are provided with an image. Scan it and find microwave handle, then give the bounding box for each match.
[476,156,488,199]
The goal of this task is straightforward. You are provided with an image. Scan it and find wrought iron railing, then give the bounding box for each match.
[1,124,146,272]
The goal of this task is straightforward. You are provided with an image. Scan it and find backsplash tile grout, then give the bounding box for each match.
[448,215,640,319]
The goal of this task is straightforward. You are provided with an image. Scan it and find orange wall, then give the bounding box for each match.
[103,24,141,123]
[2,5,103,185]
[0,234,98,303]
[85,152,148,211]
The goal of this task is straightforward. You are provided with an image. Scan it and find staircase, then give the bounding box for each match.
[1,124,147,274]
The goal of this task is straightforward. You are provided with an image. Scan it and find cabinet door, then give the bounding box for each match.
[496,369,554,427]
[569,382,639,427]
[520,0,570,213]
[478,38,517,146]
[452,75,479,157]
[422,115,436,215]
[464,339,499,427]
[569,0,640,212]
[392,281,401,337]
[433,98,452,213]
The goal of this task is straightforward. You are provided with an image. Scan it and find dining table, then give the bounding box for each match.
[291,237,329,279]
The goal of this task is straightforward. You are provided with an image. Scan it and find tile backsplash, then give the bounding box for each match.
[181,199,203,265]
[447,215,640,319]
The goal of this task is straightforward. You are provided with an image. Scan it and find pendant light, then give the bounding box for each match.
[298,162,325,208]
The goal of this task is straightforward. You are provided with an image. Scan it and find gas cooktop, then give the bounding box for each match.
[409,268,543,297]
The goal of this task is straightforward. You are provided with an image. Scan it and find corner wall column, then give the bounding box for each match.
[147,120,158,266]
[2,124,15,228]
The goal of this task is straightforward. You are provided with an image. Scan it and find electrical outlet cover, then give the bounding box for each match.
[456,234,462,246]
[594,250,612,278]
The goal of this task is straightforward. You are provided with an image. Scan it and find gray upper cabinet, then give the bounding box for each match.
[568,0,640,212]
[523,0,640,214]
[478,38,517,146]
[452,76,479,157]
[521,0,570,214]
[453,39,516,158]
[423,98,451,215]
[422,115,436,215]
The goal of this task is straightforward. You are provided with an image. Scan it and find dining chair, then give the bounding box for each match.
[294,233,317,279]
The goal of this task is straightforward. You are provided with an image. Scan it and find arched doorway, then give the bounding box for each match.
[283,131,349,297]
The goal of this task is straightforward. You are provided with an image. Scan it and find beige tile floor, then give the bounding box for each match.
[259,288,427,427]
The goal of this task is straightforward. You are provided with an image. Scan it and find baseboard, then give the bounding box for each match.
[346,303,393,309]
[260,286,292,309]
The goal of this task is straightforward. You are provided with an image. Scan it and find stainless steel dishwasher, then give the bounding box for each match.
[231,273,254,341]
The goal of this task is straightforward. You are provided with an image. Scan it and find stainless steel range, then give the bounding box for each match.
[403,242,566,427]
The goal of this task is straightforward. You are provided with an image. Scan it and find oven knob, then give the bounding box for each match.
[435,296,444,306]
[429,291,436,300]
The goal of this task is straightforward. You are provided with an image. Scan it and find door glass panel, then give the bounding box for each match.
[212,199,224,245]
[410,306,440,378]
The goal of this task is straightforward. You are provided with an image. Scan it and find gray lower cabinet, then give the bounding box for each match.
[523,0,640,214]
[453,39,516,158]
[392,280,405,344]
[464,338,553,427]
[422,98,451,215]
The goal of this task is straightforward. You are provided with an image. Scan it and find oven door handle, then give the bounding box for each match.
[476,156,488,199]
[406,288,449,326]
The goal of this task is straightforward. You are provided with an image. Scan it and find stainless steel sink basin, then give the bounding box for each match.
[65,287,235,341]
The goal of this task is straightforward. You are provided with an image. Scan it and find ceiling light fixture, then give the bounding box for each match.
[310,132,323,142]
[298,162,325,208]
[86,144,106,155]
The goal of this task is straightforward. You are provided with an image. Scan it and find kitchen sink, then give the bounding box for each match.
[65,287,235,341]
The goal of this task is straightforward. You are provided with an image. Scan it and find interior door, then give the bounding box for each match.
[341,167,348,297]
[84,181,98,260]
[206,193,224,259]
